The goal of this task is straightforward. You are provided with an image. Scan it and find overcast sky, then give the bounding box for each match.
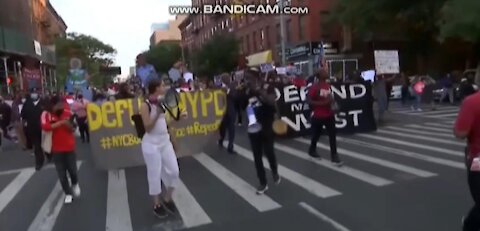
[50,0,191,76]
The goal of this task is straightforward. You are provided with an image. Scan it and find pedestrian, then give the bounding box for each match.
[307,70,343,166]
[401,73,411,106]
[245,70,280,195]
[218,73,237,154]
[115,82,134,100]
[21,89,50,170]
[454,91,480,231]
[41,95,80,204]
[0,96,12,142]
[421,76,437,110]
[374,75,389,123]
[71,94,90,143]
[410,76,424,111]
[136,53,158,92]
[440,73,455,104]
[140,79,179,218]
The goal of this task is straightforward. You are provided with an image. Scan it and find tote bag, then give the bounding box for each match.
[41,112,53,153]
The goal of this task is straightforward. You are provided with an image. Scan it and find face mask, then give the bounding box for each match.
[54,109,63,116]
[21,98,26,103]
[31,93,39,101]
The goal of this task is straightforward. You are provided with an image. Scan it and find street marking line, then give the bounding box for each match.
[27,162,83,231]
[194,153,281,212]
[0,161,83,176]
[106,170,133,231]
[390,106,457,114]
[172,179,212,228]
[375,130,464,147]
[424,122,454,129]
[0,169,35,213]
[355,133,464,157]
[412,109,459,115]
[274,143,393,186]
[384,126,454,138]
[337,137,464,169]
[299,202,351,231]
[426,112,459,118]
[405,124,451,133]
[443,120,455,124]
[296,138,436,177]
[234,144,341,198]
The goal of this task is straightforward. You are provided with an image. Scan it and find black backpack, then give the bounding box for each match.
[131,100,151,138]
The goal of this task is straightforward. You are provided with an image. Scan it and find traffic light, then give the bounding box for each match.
[6,76,12,86]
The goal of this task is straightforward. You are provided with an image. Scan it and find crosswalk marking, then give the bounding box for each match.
[390,106,457,114]
[375,129,464,147]
[426,112,459,118]
[405,124,451,133]
[28,162,83,231]
[444,120,455,124]
[337,137,464,169]
[193,153,281,212]
[0,169,35,213]
[355,133,464,157]
[106,170,133,231]
[299,202,351,231]
[274,143,393,186]
[172,180,212,228]
[234,144,342,198]
[296,138,436,177]
[424,122,454,129]
[384,126,454,138]
[0,161,83,177]
[412,108,458,115]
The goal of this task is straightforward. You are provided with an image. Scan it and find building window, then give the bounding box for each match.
[246,34,250,54]
[253,31,257,51]
[298,15,306,41]
[260,29,265,50]
[286,19,291,43]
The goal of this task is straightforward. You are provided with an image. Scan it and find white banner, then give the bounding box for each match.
[374,50,400,74]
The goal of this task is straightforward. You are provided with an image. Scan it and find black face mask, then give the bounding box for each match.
[54,109,63,116]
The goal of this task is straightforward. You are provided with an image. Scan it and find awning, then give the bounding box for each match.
[246,50,272,67]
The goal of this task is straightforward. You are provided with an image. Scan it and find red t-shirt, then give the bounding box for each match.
[292,78,306,89]
[455,92,480,159]
[41,106,76,153]
[308,82,334,119]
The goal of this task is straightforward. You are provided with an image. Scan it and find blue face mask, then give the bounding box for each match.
[31,93,39,100]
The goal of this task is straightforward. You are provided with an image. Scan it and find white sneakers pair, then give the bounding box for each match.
[64,184,81,204]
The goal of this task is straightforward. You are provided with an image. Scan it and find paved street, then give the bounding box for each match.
[0,102,471,231]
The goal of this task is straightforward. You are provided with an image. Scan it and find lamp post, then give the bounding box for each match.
[279,0,286,65]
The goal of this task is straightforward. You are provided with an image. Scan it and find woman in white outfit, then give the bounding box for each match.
[140,79,180,218]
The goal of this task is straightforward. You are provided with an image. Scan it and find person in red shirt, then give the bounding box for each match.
[454,91,480,231]
[41,95,80,204]
[307,70,343,166]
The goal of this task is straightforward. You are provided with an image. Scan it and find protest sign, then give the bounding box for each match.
[86,90,227,170]
[274,82,376,137]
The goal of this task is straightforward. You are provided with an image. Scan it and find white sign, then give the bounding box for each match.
[276,67,287,75]
[374,50,399,74]
[361,70,376,82]
[34,41,42,56]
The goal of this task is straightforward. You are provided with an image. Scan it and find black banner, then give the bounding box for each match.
[274,82,377,137]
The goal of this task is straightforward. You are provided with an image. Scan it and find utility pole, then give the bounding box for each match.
[279,0,286,65]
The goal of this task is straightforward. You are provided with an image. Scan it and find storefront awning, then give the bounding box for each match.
[246,50,272,67]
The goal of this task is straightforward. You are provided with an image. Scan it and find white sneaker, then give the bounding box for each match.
[72,184,81,197]
[416,108,423,112]
[64,195,73,204]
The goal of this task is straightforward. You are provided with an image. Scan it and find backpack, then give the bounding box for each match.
[131,100,151,138]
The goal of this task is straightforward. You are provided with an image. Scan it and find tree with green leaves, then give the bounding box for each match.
[144,43,182,75]
[438,0,480,85]
[55,32,117,88]
[192,34,239,78]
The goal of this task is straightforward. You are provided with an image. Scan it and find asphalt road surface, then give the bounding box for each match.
[0,102,471,231]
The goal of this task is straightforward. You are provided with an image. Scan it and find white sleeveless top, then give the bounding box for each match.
[142,104,170,145]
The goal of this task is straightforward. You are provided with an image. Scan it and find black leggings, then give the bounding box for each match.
[53,153,79,195]
[309,116,339,161]
[77,117,89,142]
[248,129,278,186]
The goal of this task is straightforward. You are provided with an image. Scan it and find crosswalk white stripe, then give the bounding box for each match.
[172,180,212,228]
[274,143,393,186]
[406,124,451,133]
[299,202,351,231]
[390,106,457,114]
[106,170,133,231]
[413,109,459,115]
[355,133,464,157]
[337,137,464,169]
[0,169,35,213]
[28,162,83,231]
[424,122,454,129]
[296,138,436,177]
[426,112,459,118]
[234,144,341,198]
[444,120,455,124]
[375,130,464,147]
[384,126,454,138]
[0,161,83,177]
[194,153,281,212]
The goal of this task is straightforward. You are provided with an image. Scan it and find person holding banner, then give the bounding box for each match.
[140,79,179,218]
[307,70,343,166]
[218,73,237,154]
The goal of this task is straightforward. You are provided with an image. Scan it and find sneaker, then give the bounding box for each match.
[164,200,177,214]
[237,123,242,126]
[309,152,321,158]
[256,184,268,195]
[153,205,169,218]
[416,108,423,112]
[217,140,224,149]
[410,106,415,111]
[72,184,81,197]
[332,160,344,167]
[273,174,281,185]
[64,195,73,204]
[227,149,237,155]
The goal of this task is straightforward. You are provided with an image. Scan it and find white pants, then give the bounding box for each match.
[141,140,179,196]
